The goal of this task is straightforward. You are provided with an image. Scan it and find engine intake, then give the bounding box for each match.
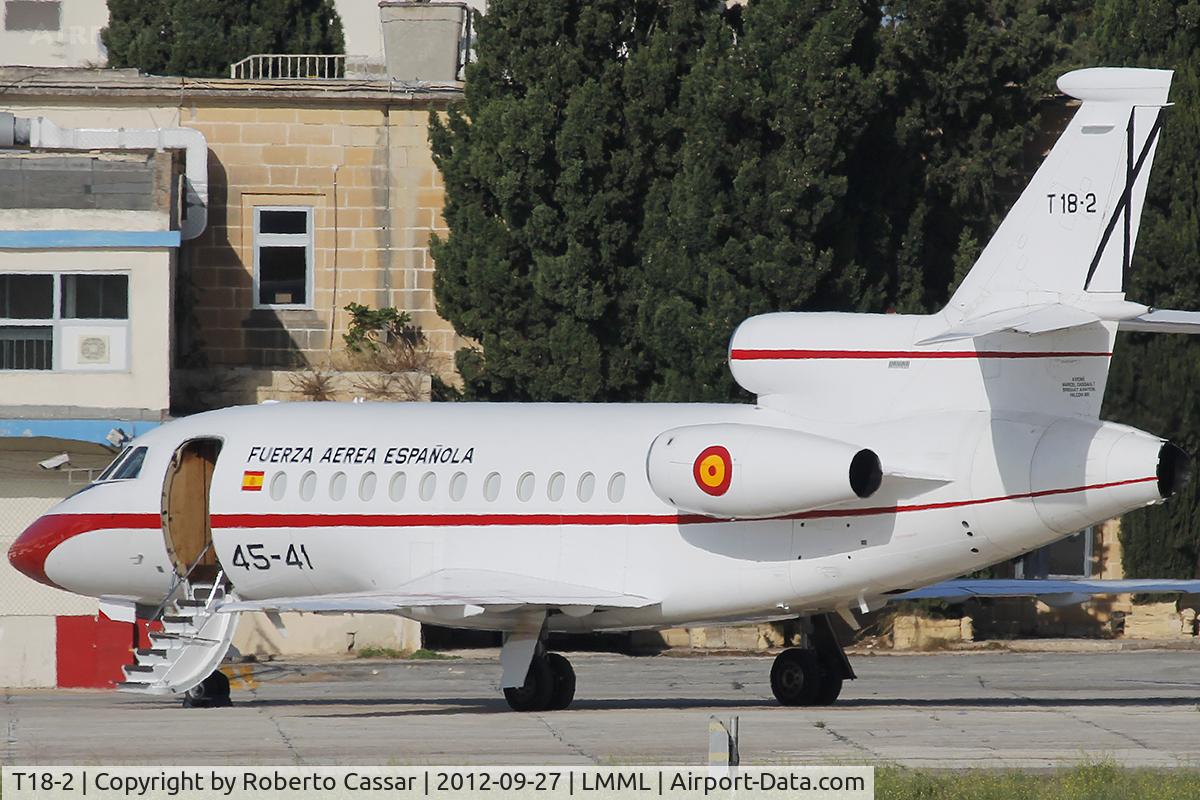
[646,423,880,519]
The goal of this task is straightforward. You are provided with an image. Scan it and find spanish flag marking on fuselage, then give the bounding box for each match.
[242,470,265,491]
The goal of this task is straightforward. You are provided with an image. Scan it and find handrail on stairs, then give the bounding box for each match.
[147,541,216,625]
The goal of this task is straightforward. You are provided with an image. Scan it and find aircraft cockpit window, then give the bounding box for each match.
[96,449,130,481]
[108,447,147,481]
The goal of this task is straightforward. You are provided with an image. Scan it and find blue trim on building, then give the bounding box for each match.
[0,230,181,249]
[0,419,162,445]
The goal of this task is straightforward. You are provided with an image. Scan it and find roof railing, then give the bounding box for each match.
[230,54,354,80]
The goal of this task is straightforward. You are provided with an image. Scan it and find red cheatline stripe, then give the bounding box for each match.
[730,348,1112,360]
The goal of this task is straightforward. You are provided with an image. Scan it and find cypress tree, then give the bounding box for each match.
[430,1,720,400]
[103,0,344,78]
[432,0,1088,402]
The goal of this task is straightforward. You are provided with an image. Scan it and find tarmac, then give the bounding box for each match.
[4,648,1200,768]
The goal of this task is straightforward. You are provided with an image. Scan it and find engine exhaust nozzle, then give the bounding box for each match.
[1157,441,1191,498]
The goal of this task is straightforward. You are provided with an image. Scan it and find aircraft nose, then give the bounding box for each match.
[8,514,67,589]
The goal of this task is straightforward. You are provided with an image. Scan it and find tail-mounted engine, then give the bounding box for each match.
[1030,419,1190,533]
[646,423,881,519]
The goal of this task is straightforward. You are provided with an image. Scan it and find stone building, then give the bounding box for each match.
[0,58,467,416]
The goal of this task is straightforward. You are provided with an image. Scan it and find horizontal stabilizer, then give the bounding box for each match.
[218,568,657,614]
[1119,309,1200,334]
[919,303,1102,344]
[894,578,1200,607]
[919,298,1149,344]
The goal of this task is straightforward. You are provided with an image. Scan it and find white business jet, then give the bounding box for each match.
[11,68,1200,711]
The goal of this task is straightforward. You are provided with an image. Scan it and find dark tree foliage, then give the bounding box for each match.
[431,1,720,400]
[1092,0,1200,579]
[877,0,1090,311]
[634,1,886,400]
[103,0,344,78]
[433,0,1086,402]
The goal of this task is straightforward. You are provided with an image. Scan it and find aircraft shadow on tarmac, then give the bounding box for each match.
[229,694,1200,718]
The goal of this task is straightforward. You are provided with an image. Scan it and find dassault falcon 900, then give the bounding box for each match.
[11,68,1200,711]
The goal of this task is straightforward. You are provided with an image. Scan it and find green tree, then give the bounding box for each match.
[103,0,344,78]
[432,0,1087,402]
[634,0,885,400]
[1092,0,1200,578]
[430,1,720,400]
[877,0,1091,311]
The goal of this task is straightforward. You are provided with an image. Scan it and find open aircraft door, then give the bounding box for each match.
[161,438,224,583]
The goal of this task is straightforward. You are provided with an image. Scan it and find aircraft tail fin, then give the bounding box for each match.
[946,67,1172,317]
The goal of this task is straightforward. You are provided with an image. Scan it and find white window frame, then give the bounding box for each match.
[253,206,314,309]
[0,271,131,373]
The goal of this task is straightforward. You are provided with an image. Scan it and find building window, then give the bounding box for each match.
[0,272,129,371]
[4,1,61,31]
[1017,527,1095,579]
[254,206,313,307]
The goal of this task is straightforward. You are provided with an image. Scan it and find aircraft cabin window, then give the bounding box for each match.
[608,472,626,503]
[269,471,287,501]
[299,470,317,501]
[419,471,436,501]
[577,471,595,502]
[109,447,147,481]
[517,472,535,502]
[547,472,565,501]
[389,472,407,501]
[330,471,347,501]
[483,472,501,502]
[359,471,377,501]
[449,471,467,501]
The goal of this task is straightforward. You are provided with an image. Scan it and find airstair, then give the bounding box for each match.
[117,573,239,698]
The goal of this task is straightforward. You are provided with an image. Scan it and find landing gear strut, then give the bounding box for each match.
[182,669,232,708]
[503,650,576,712]
[770,613,854,706]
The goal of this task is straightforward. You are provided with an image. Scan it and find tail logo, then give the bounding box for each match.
[694,446,733,496]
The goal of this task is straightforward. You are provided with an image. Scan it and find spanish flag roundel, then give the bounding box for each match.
[693,445,732,496]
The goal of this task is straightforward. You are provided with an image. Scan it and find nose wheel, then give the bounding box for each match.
[182,669,232,708]
[503,652,576,711]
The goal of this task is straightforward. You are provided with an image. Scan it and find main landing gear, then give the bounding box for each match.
[504,650,576,712]
[770,613,855,706]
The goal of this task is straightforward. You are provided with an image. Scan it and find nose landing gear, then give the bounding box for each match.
[770,613,854,706]
[182,669,232,708]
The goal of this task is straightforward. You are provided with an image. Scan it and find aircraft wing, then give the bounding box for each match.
[217,568,658,614]
[1118,309,1200,334]
[894,578,1200,607]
